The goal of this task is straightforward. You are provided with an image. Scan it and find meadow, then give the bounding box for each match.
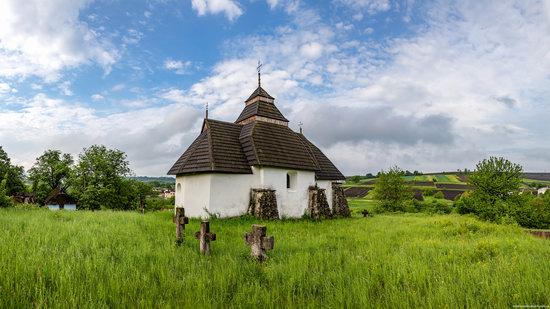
[1,208,549,308]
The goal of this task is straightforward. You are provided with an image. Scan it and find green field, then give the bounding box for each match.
[1,208,549,308]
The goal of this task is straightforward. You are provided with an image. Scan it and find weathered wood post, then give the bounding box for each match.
[173,207,189,245]
[244,225,274,261]
[194,221,216,255]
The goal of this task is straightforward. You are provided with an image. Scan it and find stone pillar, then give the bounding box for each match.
[308,186,332,219]
[248,189,279,219]
[332,183,351,217]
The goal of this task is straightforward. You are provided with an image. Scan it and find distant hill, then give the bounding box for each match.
[129,176,175,184]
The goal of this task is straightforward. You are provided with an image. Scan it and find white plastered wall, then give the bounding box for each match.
[175,174,212,218]
[258,167,316,218]
[175,167,326,218]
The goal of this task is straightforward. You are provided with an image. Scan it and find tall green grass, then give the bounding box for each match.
[0,209,549,308]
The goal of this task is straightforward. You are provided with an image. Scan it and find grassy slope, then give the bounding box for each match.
[0,209,549,308]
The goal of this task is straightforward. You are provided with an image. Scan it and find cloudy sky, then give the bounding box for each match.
[1,0,549,176]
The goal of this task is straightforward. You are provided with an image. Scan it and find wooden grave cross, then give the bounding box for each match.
[173,207,189,245]
[244,224,274,261]
[194,221,216,255]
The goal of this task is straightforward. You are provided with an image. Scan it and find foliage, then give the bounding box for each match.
[145,196,174,211]
[28,150,74,204]
[70,145,133,210]
[373,166,413,212]
[454,157,546,227]
[425,200,452,214]
[0,178,12,208]
[434,191,444,199]
[469,156,523,201]
[0,211,549,308]
[0,146,26,196]
[347,175,362,183]
[423,188,434,196]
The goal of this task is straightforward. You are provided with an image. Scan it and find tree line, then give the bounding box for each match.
[0,145,171,211]
[372,157,550,229]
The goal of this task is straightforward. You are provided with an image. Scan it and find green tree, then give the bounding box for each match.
[28,150,74,205]
[0,146,26,196]
[373,166,412,212]
[469,156,523,201]
[70,145,133,210]
[0,178,12,208]
[457,157,525,223]
[132,180,155,214]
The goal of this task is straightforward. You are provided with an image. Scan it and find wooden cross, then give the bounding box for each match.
[244,224,274,261]
[257,60,262,87]
[194,221,216,255]
[173,207,189,245]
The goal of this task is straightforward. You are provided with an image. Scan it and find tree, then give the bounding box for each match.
[132,180,155,214]
[28,150,74,205]
[70,145,133,210]
[0,146,26,196]
[469,156,523,201]
[0,178,12,208]
[373,166,412,212]
[457,157,525,222]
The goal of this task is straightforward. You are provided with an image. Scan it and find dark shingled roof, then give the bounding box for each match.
[168,85,345,180]
[239,121,318,171]
[245,86,274,102]
[297,134,346,180]
[168,119,252,175]
[235,100,289,123]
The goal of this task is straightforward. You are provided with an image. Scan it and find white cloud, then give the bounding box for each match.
[334,0,390,14]
[191,0,243,21]
[163,59,193,74]
[1,93,202,175]
[91,94,105,101]
[0,82,15,94]
[0,0,119,81]
[58,81,73,96]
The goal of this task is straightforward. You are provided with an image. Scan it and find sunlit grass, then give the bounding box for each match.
[0,208,549,308]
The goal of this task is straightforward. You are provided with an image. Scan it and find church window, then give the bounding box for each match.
[287,172,297,190]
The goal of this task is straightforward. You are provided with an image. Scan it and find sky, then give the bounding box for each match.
[1,0,550,176]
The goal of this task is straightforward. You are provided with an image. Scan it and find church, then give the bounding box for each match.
[168,77,348,219]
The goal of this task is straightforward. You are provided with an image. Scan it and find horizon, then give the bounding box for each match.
[1,0,549,176]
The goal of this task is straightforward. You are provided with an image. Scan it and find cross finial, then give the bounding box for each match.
[298,121,303,134]
[205,102,209,119]
[257,60,262,87]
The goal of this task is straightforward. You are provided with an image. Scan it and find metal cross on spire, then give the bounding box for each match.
[298,121,303,134]
[257,60,263,87]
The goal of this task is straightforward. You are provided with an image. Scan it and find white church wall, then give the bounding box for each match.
[259,167,316,218]
[317,180,334,211]
[175,174,212,218]
[209,172,260,217]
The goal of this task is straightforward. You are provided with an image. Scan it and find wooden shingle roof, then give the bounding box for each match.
[235,100,289,123]
[245,86,274,102]
[239,121,318,171]
[168,119,252,175]
[168,85,345,180]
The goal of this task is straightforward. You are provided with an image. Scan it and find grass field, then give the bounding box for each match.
[1,208,549,308]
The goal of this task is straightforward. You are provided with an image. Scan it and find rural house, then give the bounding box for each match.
[168,79,348,218]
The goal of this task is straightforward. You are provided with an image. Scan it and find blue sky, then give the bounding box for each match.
[1,0,550,176]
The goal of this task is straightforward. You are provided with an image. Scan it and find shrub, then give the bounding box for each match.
[372,166,412,212]
[0,179,12,208]
[423,188,434,197]
[434,191,444,199]
[425,200,452,214]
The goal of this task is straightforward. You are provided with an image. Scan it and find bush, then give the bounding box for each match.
[426,200,452,214]
[145,197,174,211]
[0,179,12,208]
[434,191,444,199]
[423,188,434,197]
[373,166,413,212]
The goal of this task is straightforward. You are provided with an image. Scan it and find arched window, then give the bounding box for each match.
[177,183,182,193]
